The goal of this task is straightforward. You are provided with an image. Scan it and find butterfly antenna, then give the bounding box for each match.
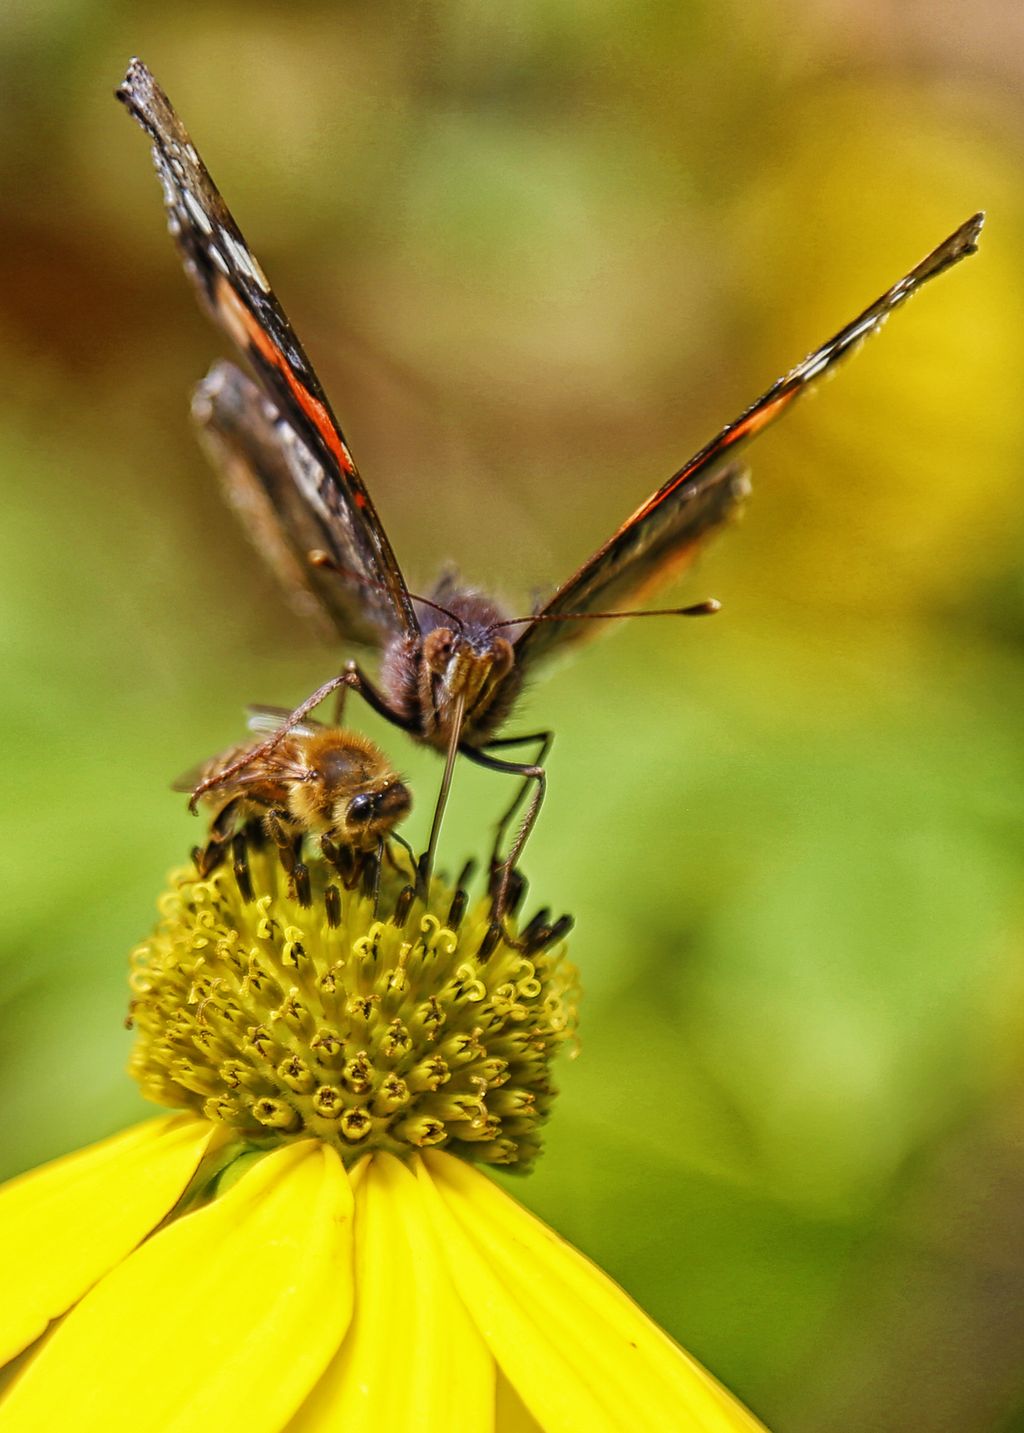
[490,598,720,631]
[308,550,464,627]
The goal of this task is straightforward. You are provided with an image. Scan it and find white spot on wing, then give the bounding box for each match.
[221,230,271,293]
[182,188,213,236]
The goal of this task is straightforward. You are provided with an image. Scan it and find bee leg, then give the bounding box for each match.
[187,672,351,812]
[265,809,292,856]
[497,865,528,917]
[278,842,311,906]
[194,796,247,877]
[264,811,311,906]
[194,839,226,877]
[459,743,547,923]
[365,842,384,915]
[323,835,359,889]
[231,832,254,903]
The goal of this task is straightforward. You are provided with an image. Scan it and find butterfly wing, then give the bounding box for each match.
[117,58,417,644]
[514,212,984,666]
[193,361,402,646]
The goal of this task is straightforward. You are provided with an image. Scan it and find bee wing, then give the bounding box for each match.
[247,703,324,739]
[171,760,210,794]
[171,739,256,793]
[173,750,309,795]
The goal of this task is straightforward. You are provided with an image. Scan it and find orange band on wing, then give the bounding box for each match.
[725,388,795,445]
[630,387,796,527]
[215,278,357,479]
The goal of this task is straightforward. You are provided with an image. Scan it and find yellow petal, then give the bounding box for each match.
[495,1371,546,1432]
[1,1139,355,1433]
[417,1151,769,1433]
[290,1152,493,1432]
[0,1114,215,1367]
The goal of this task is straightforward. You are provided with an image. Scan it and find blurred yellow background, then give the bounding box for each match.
[3,4,1024,1428]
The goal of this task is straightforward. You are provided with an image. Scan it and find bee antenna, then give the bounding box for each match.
[308,550,465,629]
[490,598,721,631]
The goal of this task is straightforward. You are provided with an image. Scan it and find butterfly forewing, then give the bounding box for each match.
[117,57,416,642]
[514,212,984,665]
[513,462,749,665]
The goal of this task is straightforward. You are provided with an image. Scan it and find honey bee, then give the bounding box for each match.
[177,709,412,902]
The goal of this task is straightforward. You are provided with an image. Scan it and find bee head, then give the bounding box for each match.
[335,779,412,851]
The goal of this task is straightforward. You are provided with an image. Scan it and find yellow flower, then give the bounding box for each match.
[0,850,767,1430]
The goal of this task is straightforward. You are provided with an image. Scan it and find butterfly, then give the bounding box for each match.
[118,57,983,910]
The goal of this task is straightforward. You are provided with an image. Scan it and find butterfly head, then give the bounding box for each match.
[409,587,520,743]
[422,625,514,706]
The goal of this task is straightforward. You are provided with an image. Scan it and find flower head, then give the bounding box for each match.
[129,848,578,1169]
[0,851,767,1430]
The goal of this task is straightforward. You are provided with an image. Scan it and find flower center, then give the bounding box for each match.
[128,850,578,1169]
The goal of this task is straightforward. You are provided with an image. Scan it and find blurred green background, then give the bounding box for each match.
[3,3,1024,1428]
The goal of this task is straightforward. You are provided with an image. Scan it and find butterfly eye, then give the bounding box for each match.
[423,628,456,674]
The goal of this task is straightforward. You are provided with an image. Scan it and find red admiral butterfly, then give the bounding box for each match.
[118,58,983,909]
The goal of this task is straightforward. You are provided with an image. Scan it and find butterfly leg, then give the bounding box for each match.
[188,672,351,810]
[480,730,553,877]
[189,661,413,812]
[331,684,348,725]
[460,743,546,921]
[337,661,418,735]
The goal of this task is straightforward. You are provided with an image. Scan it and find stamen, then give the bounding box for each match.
[477,923,503,962]
[447,888,468,930]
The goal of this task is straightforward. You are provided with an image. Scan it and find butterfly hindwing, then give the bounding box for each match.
[192,361,403,647]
